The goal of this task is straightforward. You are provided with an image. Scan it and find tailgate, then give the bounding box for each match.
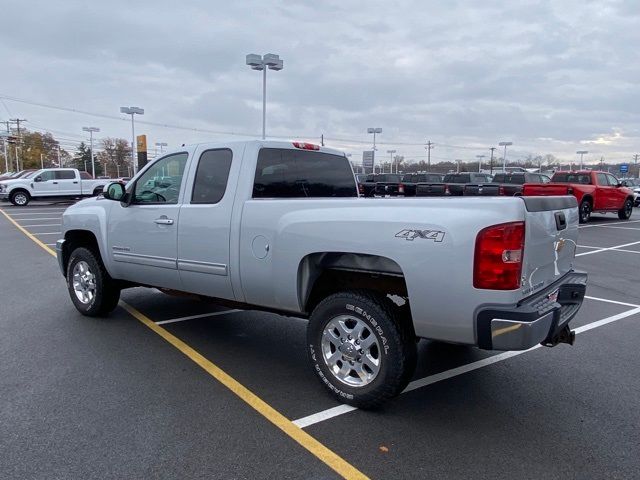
[520,196,579,297]
[522,184,570,196]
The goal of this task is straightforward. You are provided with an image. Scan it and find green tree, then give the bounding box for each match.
[73,142,93,172]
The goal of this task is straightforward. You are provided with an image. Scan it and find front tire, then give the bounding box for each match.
[307,291,417,408]
[66,247,120,316]
[618,198,633,220]
[579,200,591,224]
[9,190,30,206]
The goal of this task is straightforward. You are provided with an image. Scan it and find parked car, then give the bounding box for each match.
[522,170,634,223]
[56,140,587,408]
[0,168,115,206]
[621,178,640,206]
[0,169,36,182]
[443,172,493,196]
[360,173,404,197]
[490,172,551,196]
[401,173,444,197]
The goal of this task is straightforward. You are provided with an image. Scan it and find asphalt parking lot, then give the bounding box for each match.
[1,201,639,480]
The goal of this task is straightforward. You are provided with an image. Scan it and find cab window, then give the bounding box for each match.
[133,152,188,204]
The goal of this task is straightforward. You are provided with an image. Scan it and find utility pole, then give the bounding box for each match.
[425,140,434,171]
[489,147,496,174]
[321,134,324,146]
[9,119,26,171]
[57,145,61,167]
[634,154,639,178]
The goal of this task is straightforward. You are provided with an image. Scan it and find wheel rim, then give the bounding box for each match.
[14,193,27,205]
[625,201,632,216]
[581,203,590,221]
[321,315,381,387]
[72,261,96,304]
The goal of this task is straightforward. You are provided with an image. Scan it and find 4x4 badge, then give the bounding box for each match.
[395,229,445,242]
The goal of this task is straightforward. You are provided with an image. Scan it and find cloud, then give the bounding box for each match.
[1,0,639,164]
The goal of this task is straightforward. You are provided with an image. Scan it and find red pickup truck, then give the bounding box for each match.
[522,170,635,223]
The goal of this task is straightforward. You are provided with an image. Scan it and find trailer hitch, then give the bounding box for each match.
[541,324,575,347]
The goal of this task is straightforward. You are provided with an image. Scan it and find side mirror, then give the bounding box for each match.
[34,176,42,182]
[103,182,126,201]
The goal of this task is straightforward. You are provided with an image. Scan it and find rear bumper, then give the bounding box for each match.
[0,192,9,201]
[476,271,587,351]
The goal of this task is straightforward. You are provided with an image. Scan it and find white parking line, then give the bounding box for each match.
[292,306,640,429]
[575,240,640,257]
[7,213,65,217]
[154,309,241,325]
[17,223,62,227]
[579,219,640,229]
[15,218,62,221]
[33,232,62,235]
[585,295,640,308]
[588,225,640,231]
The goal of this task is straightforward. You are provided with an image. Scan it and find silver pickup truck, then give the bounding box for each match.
[56,140,587,407]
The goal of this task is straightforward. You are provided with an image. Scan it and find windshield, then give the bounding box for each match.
[23,171,38,179]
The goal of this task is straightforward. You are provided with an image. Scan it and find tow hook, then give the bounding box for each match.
[541,324,575,347]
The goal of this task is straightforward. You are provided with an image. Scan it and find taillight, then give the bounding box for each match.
[499,186,505,196]
[358,184,364,195]
[567,187,573,194]
[474,222,525,290]
[445,185,450,195]
[399,183,405,194]
[292,142,320,150]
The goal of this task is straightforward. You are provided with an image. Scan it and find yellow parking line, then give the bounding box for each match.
[0,208,369,480]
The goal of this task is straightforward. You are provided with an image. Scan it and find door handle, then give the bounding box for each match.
[154,217,174,225]
[73,181,78,184]
[53,182,58,184]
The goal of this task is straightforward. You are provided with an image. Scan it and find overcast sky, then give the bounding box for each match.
[1,0,639,165]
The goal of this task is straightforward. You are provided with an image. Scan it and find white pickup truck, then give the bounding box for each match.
[0,168,113,206]
[56,140,587,407]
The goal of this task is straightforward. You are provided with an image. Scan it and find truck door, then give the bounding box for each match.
[606,173,627,209]
[595,173,612,209]
[106,151,189,290]
[176,146,237,299]
[55,169,80,196]
[32,170,58,196]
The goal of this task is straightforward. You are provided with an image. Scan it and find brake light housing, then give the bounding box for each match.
[398,183,405,195]
[292,142,320,151]
[474,222,525,290]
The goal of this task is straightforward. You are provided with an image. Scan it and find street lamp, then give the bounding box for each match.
[0,132,9,173]
[155,142,168,155]
[387,149,396,174]
[246,53,284,140]
[476,155,486,173]
[498,141,513,172]
[120,106,144,174]
[576,150,588,170]
[82,127,100,178]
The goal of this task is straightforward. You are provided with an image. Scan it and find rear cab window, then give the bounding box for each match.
[253,148,357,198]
[552,173,592,184]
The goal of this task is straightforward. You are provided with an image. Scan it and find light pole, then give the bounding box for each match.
[498,141,513,172]
[0,133,8,173]
[367,127,382,172]
[576,150,588,170]
[476,155,486,173]
[387,149,396,174]
[155,142,168,156]
[246,53,284,140]
[120,106,144,174]
[83,127,100,178]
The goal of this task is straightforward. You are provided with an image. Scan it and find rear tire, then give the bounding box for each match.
[618,198,633,220]
[66,247,120,316]
[307,290,417,409]
[579,200,591,224]
[9,190,30,206]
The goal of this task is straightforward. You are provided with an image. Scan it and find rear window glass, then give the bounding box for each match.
[55,170,76,180]
[552,173,592,184]
[253,148,356,198]
[444,174,471,183]
[376,174,402,183]
[191,149,233,204]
